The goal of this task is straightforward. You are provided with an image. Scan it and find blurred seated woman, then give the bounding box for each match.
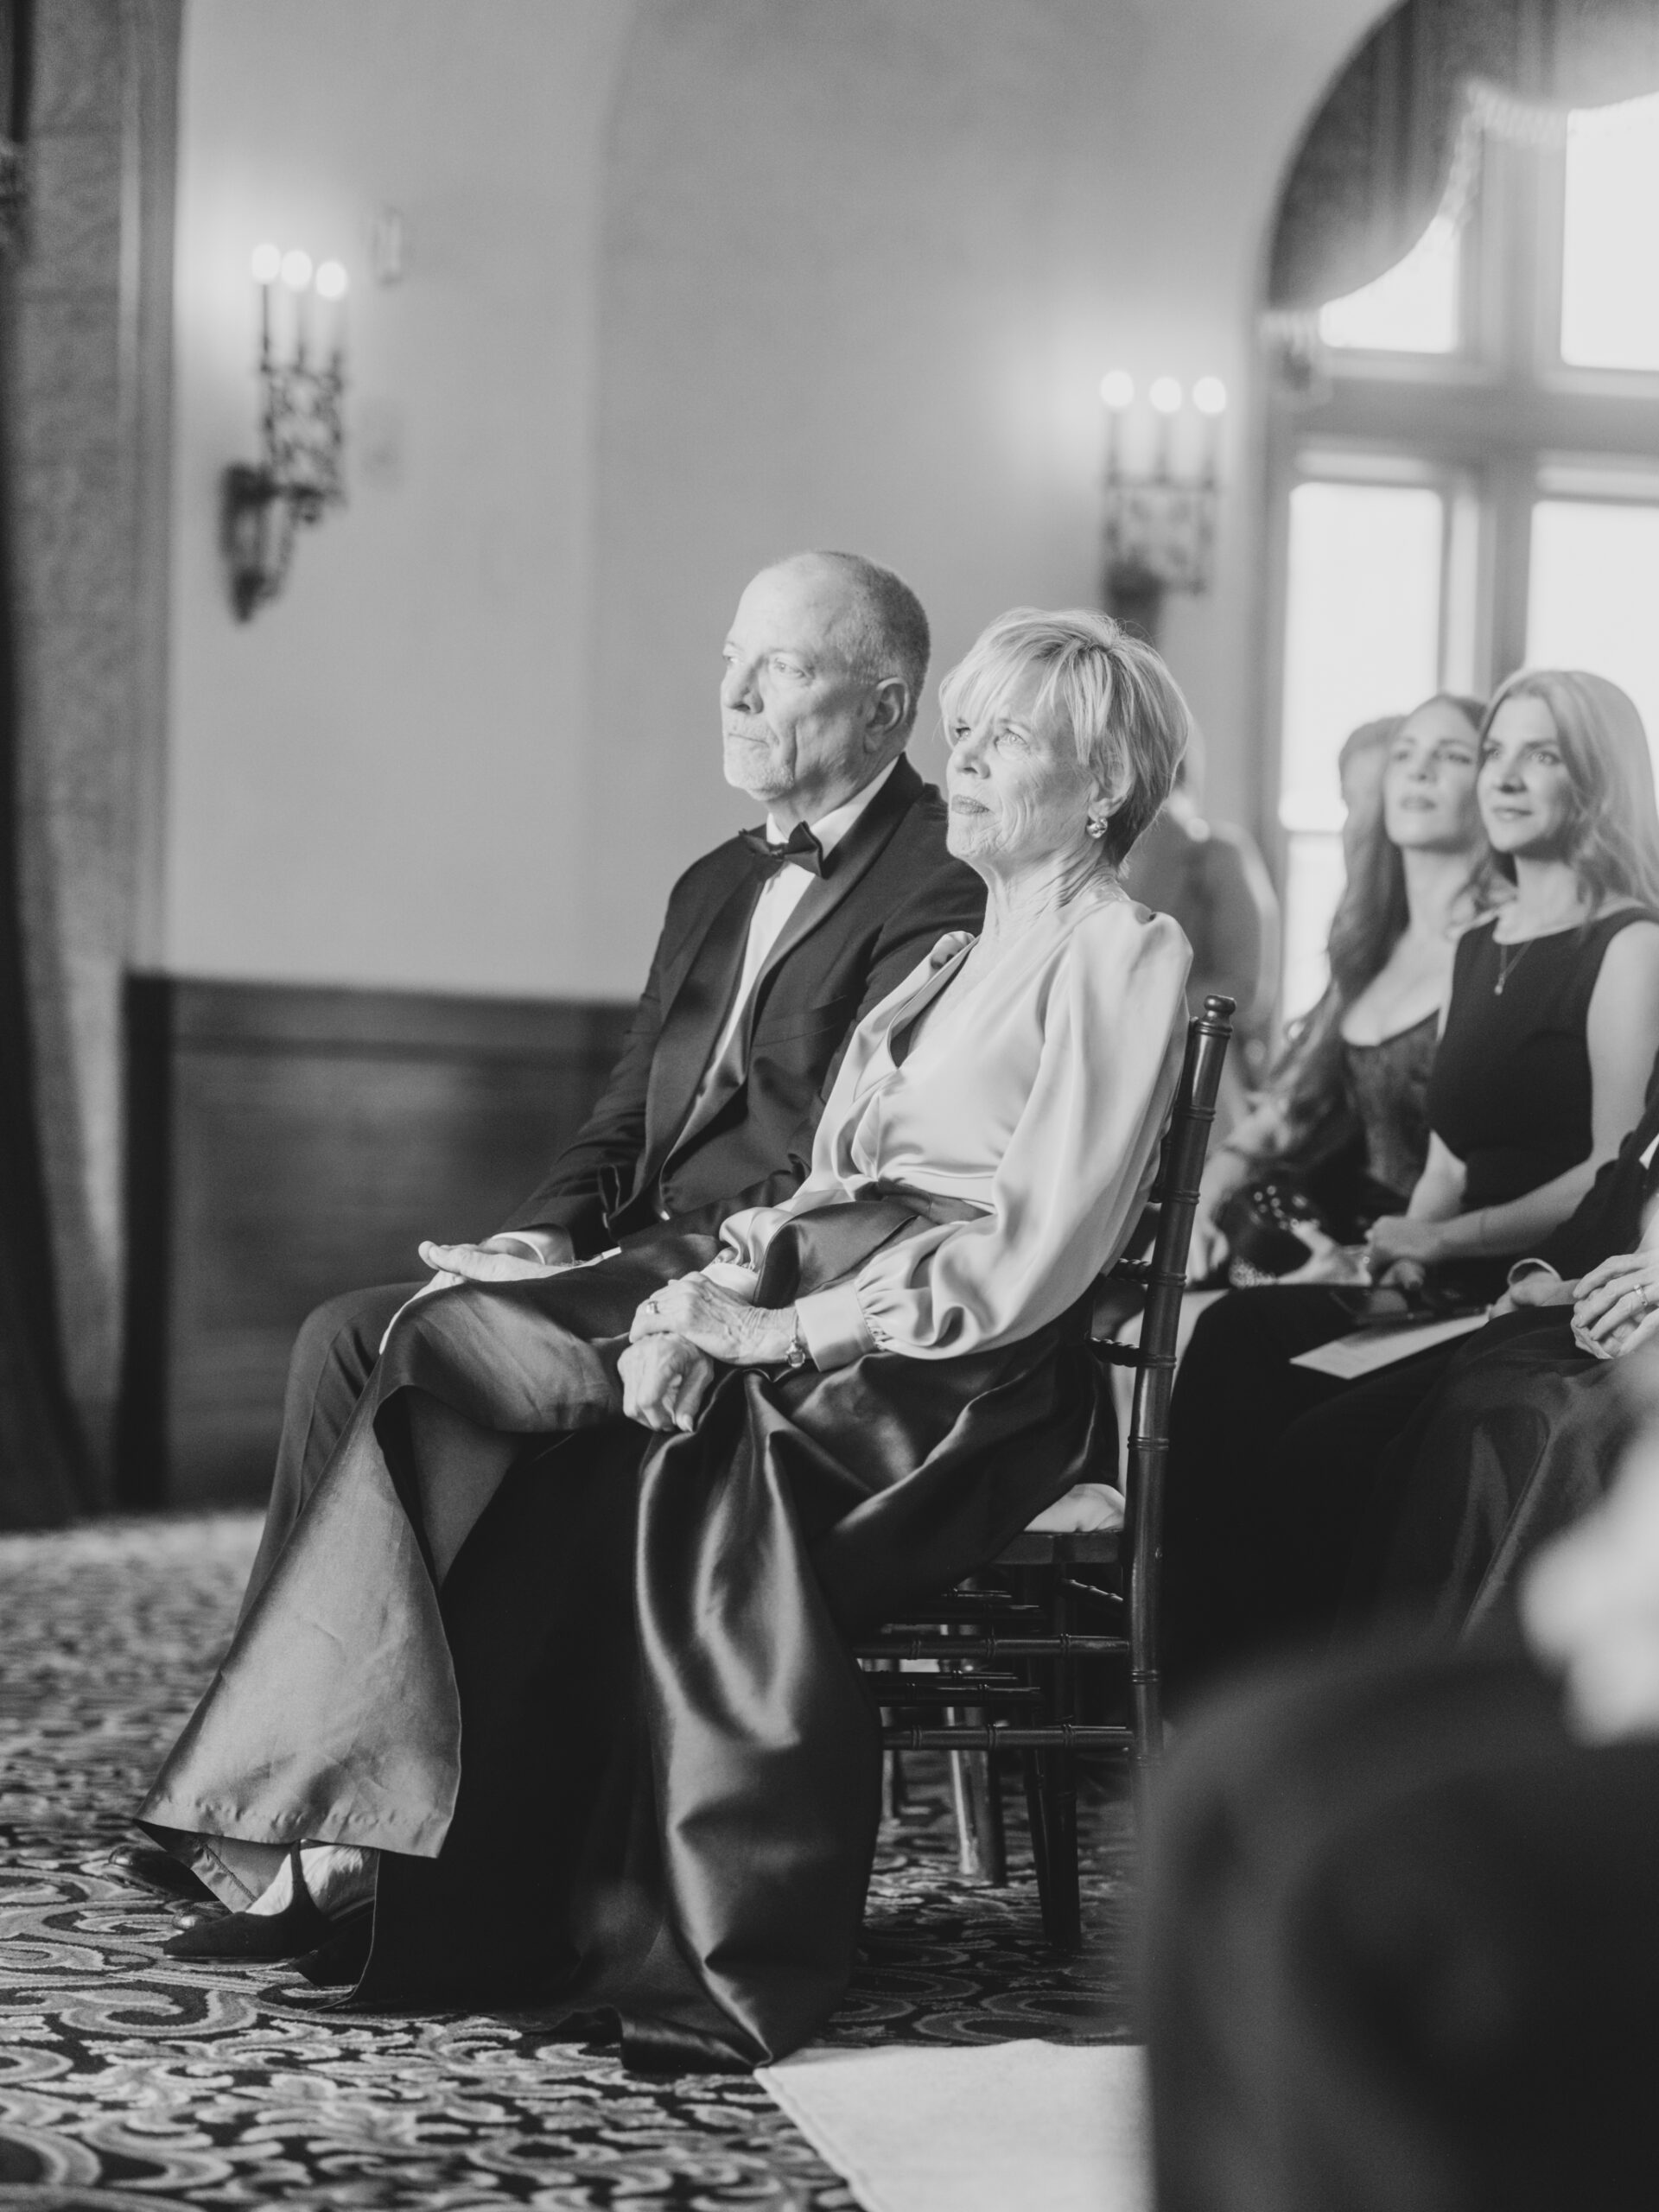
[1164,671,1659,1703]
[1121,723,1279,1137]
[1189,696,1489,1287]
[1342,1077,1659,1637]
[136,608,1192,2070]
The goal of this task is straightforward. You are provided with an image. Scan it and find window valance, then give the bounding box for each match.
[1268,0,1659,321]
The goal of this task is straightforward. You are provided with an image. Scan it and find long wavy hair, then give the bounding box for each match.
[1268,694,1488,1165]
[1473,670,1659,912]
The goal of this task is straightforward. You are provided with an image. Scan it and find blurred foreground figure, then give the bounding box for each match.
[1144,1344,1659,2212]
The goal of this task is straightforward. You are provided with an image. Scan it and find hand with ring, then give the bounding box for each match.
[630,1274,796,1365]
[617,1332,718,1433]
[1573,1249,1659,1361]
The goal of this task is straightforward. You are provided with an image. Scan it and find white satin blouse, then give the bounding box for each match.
[709,886,1192,1368]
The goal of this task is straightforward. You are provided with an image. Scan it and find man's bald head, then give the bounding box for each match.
[765,551,931,738]
[720,553,931,827]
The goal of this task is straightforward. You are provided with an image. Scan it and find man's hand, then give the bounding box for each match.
[618,1334,719,1433]
[630,1273,796,1365]
[1509,1266,1579,1309]
[416,1231,574,1285]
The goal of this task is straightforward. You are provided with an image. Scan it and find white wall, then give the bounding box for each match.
[164,0,636,995]
[165,0,1388,1000]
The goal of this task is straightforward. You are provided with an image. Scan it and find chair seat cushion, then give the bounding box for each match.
[1023,1482,1124,1535]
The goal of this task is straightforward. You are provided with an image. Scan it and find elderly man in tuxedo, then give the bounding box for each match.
[261,550,979,1559]
[118,548,980,1901]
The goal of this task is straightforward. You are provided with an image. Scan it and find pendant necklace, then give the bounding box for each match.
[1493,936,1535,996]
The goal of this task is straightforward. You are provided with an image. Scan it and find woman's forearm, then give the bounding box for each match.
[1199,1097,1287,1210]
[1433,1158,1601,1261]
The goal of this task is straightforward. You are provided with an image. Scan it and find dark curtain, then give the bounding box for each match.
[1269,0,1659,315]
[0,0,88,1528]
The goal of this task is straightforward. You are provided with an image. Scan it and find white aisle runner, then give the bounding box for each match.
[759,2040,1149,2212]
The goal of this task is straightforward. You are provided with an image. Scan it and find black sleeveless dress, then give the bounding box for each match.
[1429,909,1659,1230]
[1161,906,1659,1701]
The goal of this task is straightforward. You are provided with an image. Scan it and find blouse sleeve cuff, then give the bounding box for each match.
[796,1282,876,1370]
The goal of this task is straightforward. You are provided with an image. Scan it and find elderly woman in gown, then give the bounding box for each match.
[138,607,1193,2070]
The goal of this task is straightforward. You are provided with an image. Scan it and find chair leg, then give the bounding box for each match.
[1043,1749,1081,1953]
[1044,1575,1083,1953]
[885,1745,910,1820]
[1020,1749,1057,1936]
[974,1748,1007,1885]
[947,1744,1007,1885]
[947,1741,977,1877]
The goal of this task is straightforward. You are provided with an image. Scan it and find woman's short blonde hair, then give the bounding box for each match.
[937,607,1190,865]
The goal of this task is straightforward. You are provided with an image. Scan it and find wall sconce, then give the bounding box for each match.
[222,244,348,620]
[1098,371,1226,643]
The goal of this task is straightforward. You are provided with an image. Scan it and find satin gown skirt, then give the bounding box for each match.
[139,1205,1109,2070]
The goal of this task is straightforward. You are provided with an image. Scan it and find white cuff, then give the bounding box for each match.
[796,1281,875,1370]
[488,1230,565,1263]
[1506,1257,1560,1288]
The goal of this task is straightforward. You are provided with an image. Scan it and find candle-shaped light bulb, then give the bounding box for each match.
[315,261,348,377]
[280,249,313,365]
[1149,377,1181,479]
[1099,370,1134,486]
[251,243,280,360]
[1192,377,1226,486]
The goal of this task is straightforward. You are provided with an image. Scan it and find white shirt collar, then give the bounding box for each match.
[766,756,899,859]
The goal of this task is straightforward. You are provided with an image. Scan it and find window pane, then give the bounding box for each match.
[1560,93,1659,372]
[1279,480,1443,1018]
[1282,833,1346,1022]
[1318,218,1460,353]
[1528,499,1659,756]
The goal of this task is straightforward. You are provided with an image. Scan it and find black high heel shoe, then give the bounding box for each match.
[107,1843,215,1904]
[162,1846,370,1961]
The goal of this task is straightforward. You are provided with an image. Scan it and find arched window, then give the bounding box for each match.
[1265,0,1659,1015]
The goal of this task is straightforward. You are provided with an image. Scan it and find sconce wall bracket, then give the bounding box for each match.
[223,350,345,620]
[1103,475,1217,645]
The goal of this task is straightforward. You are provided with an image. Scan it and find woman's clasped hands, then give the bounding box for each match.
[617,1274,799,1433]
[1569,1249,1659,1361]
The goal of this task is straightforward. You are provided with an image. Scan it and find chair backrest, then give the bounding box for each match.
[1119,995,1234,1737]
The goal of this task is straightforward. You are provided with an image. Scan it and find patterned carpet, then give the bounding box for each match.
[0,1513,1136,2209]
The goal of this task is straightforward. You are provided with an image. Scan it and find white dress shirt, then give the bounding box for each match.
[486,760,901,1271]
[684,759,898,1122]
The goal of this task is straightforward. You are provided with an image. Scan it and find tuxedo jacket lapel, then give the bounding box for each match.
[661,760,927,1173]
[639,862,762,1185]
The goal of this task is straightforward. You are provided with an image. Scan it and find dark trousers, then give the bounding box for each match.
[1161,1287,1463,1702]
[1143,1636,1659,2212]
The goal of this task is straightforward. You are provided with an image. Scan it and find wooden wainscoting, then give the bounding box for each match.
[118,976,632,1510]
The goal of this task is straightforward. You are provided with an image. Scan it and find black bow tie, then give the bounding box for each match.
[739,822,829,878]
